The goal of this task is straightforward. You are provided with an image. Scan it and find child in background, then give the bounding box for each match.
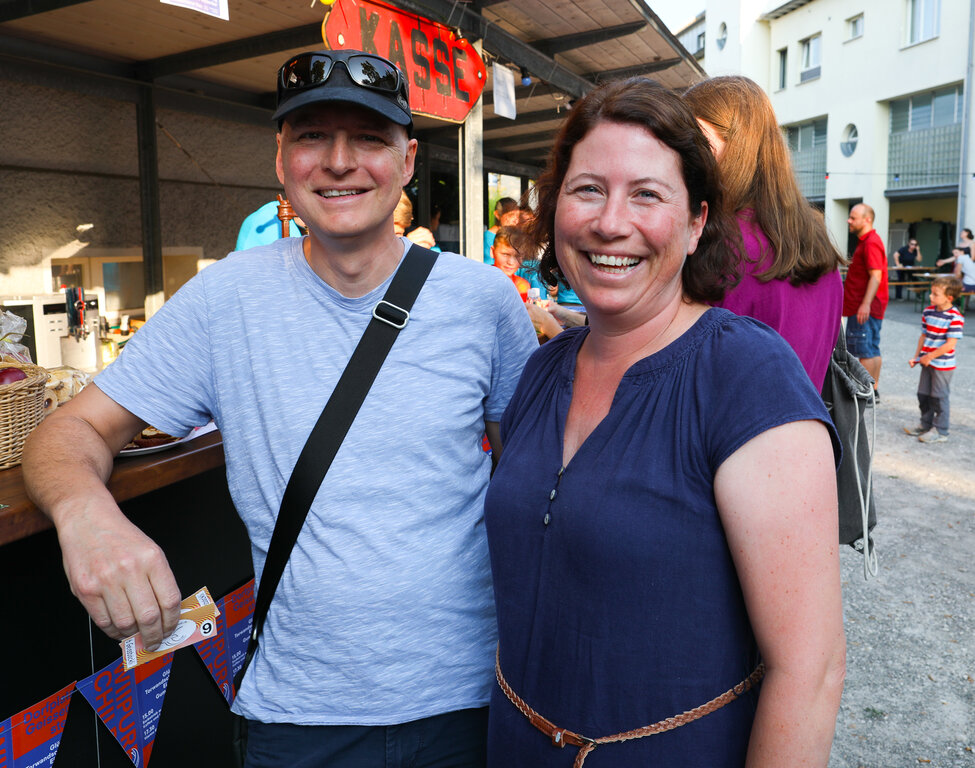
[484,199,521,264]
[905,276,965,443]
[491,228,531,302]
[493,227,563,340]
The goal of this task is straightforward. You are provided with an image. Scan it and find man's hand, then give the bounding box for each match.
[23,385,182,650]
[856,302,871,325]
[58,503,182,649]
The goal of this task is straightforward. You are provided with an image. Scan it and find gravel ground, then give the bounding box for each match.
[828,298,975,768]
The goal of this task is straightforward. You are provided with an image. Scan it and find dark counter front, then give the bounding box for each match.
[0,432,253,767]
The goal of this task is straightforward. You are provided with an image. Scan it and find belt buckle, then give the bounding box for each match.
[551,728,594,749]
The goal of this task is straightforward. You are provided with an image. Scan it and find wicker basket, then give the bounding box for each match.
[0,360,50,471]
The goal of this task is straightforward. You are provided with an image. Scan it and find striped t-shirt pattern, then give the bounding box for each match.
[920,305,965,370]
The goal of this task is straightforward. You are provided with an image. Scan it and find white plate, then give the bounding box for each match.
[118,438,186,457]
[118,422,218,457]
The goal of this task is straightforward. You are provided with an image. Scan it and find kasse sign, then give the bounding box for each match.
[321,0,487,123]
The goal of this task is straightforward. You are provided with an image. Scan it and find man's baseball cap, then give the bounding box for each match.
[272,49,413,136]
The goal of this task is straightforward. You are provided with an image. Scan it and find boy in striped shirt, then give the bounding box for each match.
[905,276,965,443]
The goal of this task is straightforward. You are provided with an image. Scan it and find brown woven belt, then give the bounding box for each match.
[495,646,765,768]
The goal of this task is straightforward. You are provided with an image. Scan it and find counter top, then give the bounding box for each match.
[0,430,225,547]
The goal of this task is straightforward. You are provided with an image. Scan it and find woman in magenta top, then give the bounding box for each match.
[684,76,844,391]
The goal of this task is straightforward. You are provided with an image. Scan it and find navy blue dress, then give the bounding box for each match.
[485,309,838,767]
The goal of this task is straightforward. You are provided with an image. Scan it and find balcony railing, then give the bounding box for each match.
[887,123,962,191]
[790,143,827,199]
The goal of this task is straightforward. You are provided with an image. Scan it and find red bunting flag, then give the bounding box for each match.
[0,682,74,768]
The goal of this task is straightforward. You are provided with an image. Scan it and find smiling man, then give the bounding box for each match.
[23,49,537,767]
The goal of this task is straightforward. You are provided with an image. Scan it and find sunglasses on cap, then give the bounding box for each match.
[277,51,406,100]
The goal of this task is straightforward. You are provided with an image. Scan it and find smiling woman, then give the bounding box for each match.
[485,77,846,768]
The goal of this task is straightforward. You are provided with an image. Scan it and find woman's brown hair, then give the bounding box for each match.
[683,75,844,284]
[528,77,740,304]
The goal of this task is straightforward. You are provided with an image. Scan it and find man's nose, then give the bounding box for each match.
[323,135,356,173]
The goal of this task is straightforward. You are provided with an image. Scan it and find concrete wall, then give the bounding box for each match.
[0,64,285,297]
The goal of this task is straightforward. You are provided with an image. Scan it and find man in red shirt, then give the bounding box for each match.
[843,203,888,400]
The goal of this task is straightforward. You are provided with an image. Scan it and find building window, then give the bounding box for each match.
[890,85,961,133]
[907,0,939,44]
[848,14,864,39]
[717,22,728,50]
[696,31,706,53]
[785,118,828,200]
[777,48,788,90]
[841,124,859,157]
[800,34,821,82]
[787,118,828,152]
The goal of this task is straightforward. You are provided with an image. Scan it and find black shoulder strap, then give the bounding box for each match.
[234,244,438,692]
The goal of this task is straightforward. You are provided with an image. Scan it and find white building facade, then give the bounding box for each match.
[695,0,975,261]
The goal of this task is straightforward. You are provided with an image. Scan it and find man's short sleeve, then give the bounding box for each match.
[94,272,215,435]
[865,235,887,272]
[484,281,538,422]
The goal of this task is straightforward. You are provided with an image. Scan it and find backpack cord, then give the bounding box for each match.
[852,385,879,579]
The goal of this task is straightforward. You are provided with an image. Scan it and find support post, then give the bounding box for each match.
[136,85,165,318]
[460,41,485,260]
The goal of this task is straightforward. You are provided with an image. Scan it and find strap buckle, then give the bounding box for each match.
[372,300,410,329]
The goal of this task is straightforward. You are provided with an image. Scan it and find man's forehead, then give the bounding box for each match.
[285,103,404,134]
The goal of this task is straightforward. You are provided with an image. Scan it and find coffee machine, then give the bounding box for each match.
[0,293,101,371]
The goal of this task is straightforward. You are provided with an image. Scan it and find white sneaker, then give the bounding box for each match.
[919,432,948,443]
[903,424,930,436]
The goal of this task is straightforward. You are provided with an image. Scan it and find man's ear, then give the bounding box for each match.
[402,138,418,186]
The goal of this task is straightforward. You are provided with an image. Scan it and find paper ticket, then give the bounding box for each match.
[180,586,221,616]
[120,586,221,671]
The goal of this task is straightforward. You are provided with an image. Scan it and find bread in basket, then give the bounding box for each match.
[0,360,51,470]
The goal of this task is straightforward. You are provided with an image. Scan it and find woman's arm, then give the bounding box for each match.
[714,420,846,768]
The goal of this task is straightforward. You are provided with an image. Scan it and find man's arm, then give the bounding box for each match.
[22,385,182,650]
[856,269,882,324]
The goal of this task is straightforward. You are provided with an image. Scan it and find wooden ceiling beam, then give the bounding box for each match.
[483,128,557,150]
[529,21,646,58]
[136,23,324,80]
[586,57,683,81]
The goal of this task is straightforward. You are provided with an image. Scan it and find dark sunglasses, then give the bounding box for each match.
[277,52,405,99]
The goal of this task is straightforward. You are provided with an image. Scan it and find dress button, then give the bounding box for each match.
[549,489,557,500]
[543,513,551,525]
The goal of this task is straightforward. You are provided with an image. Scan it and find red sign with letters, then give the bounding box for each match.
[321,0,487,123]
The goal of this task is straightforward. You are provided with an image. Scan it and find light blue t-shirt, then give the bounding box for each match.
[95,237,538,725]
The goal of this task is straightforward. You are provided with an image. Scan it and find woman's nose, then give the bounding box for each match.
[591,195,631,240]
